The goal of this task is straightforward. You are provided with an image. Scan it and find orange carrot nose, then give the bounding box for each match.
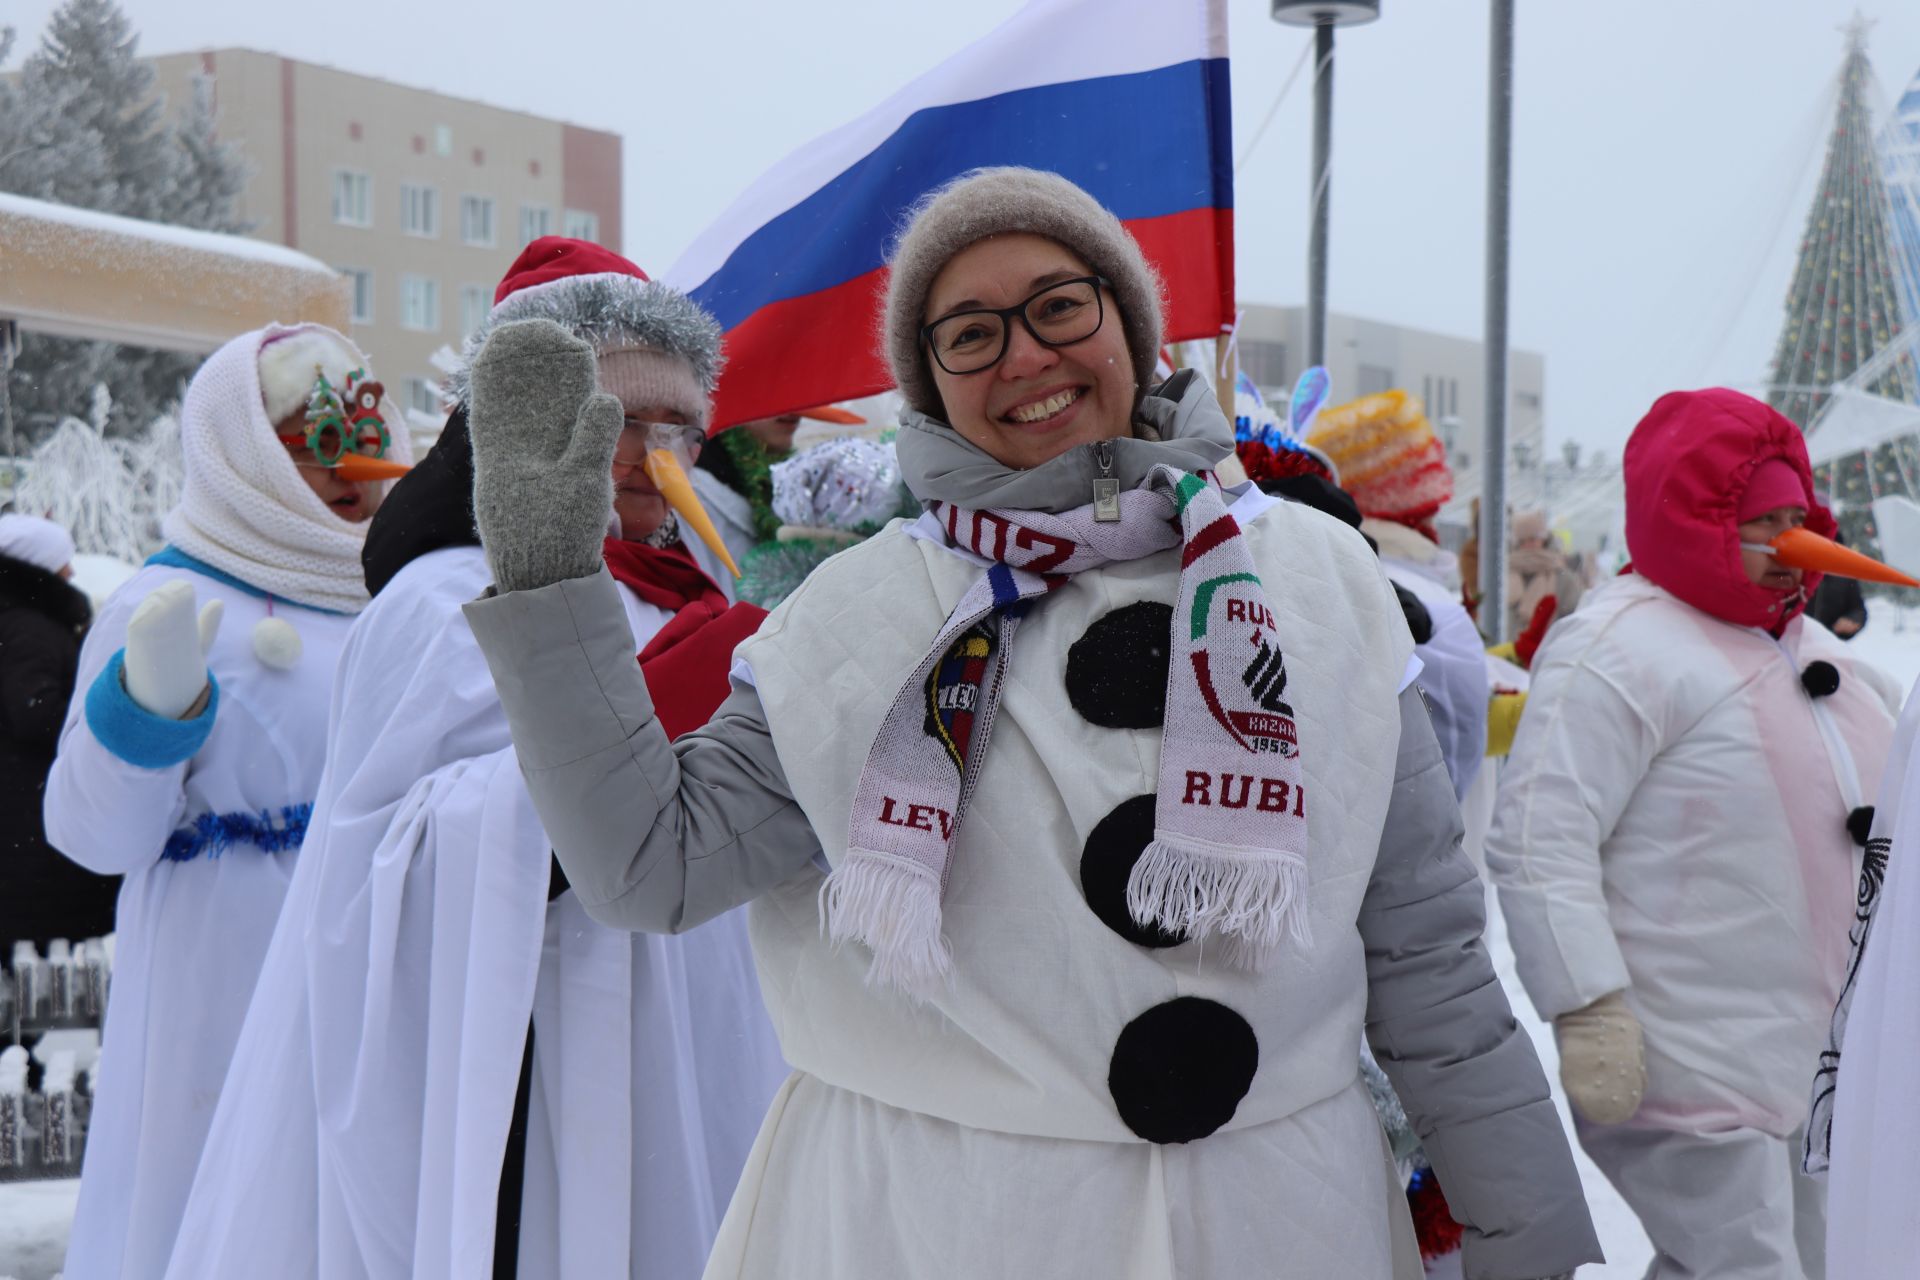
[645,448,740,578]
[333,454,413,483]
[1766,526,1920,588]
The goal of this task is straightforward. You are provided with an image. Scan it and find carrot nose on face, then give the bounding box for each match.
[332,454,413,484]
[644,448,740,578]
[1753,526,1920,588]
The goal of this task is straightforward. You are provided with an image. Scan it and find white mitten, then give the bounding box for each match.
[123,581,223,719]
[1554,990,1646,1126]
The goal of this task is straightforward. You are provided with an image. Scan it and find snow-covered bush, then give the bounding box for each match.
[12,384,180,562]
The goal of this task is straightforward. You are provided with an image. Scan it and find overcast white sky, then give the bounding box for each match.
[9,0,1920,455]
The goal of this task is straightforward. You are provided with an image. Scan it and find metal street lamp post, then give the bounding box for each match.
[1482,0,1515,641]
[1269,1,1381,369]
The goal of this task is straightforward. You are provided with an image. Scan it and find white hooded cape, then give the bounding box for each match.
[1823,672,1920,1277]
[164,545,786,1278]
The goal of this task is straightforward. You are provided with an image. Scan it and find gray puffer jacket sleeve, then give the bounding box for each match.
[463,566,821,931]
[1363,687,1602,1280]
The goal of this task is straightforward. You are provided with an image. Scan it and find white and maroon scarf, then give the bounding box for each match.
[825,464,1311,994]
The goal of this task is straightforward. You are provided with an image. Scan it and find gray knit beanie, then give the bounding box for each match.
[883,167,1164,421]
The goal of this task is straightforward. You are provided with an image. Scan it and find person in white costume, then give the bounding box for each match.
[1817,672,1920,1278]
[162,239,786,1280]
[1486,388,1903,1280]
[459,170,1599,1280]
[42,324,409,1279]
[1300,392,1487,801]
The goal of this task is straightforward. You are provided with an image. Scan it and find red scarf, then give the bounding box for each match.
[602,537,766,739]
[601,537,728,615]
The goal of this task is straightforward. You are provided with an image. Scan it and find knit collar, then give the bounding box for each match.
[895,369,1234,514]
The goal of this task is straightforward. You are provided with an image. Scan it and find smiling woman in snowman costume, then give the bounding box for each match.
[461,168,1599,1280]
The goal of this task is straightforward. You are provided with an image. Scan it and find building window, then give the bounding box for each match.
[434,125,453,158]
[400,275,440,332]
[1358,364,1395,396]
[1237,340,1289,393]
[406,377,443,415]
[562,209,600,243]
[460,195,495,246]
[338,267,374,325]
[332,170,372,227]
[459,284,490,337]
[401,184,439,238]
[519,204,551,247]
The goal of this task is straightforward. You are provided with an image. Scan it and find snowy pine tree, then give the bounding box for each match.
[0,0,252,441]
[166,74,249,235]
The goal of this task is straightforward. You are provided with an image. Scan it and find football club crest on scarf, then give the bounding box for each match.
[1188,579,1300,758]
[924,623,996,772]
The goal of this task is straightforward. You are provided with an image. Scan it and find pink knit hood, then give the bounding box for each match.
[1623,388,1834,630]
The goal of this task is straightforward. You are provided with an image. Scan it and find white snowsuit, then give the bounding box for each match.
[1487,572,1901,1278]
[43,558,353,1279]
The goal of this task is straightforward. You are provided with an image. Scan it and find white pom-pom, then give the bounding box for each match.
[251,616,303,669]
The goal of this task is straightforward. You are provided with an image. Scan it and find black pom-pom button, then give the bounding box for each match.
[1393,582,1434,646]
[1066,602,1173,729]
[1107,996,1258,1144]
[1080,795,1187,949]
[1801,661,1841,699]
[1848,805,1875,847]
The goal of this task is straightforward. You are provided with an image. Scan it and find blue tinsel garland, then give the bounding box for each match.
[161,803,313,862]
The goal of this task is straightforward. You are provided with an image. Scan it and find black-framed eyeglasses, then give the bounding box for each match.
[920,275,1110,376]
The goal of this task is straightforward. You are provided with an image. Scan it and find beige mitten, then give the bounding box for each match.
[1554,990,1646,1126]
[124,581,223,719]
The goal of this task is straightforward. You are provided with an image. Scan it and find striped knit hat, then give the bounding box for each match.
[1307,390,1453,537]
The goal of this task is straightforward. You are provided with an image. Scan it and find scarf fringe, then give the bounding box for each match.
[819,850,954,997]
[1127,834,1313,971]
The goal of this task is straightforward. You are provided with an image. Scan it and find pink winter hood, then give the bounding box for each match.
[1623,388,1834,630]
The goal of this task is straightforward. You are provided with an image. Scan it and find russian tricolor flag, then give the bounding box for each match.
[663,0,1234,429]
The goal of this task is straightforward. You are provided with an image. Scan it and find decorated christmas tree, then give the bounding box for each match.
[1767,17,1916,431]
[1884,62,1920,327]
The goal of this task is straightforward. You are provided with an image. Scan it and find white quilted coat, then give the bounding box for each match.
[1487,573,1901,1136]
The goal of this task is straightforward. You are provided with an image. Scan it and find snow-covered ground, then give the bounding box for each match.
[0,1176,73,1280]
[1845,599,1920,693]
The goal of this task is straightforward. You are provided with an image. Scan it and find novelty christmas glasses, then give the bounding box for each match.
[921,275,1110,375]
[282,368,391,464]
[277,368,411,483]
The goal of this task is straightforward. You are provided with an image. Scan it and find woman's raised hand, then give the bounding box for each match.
[468,318,625,593]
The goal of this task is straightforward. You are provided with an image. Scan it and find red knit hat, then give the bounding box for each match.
[447,236,725,427]
[492,236,649,306]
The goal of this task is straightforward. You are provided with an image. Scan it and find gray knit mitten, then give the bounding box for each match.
[468,318,623,593]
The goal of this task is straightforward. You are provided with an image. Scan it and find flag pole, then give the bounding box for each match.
[1481,0,1514,642]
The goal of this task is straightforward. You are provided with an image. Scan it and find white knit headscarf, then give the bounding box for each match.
[162,324,412,614]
